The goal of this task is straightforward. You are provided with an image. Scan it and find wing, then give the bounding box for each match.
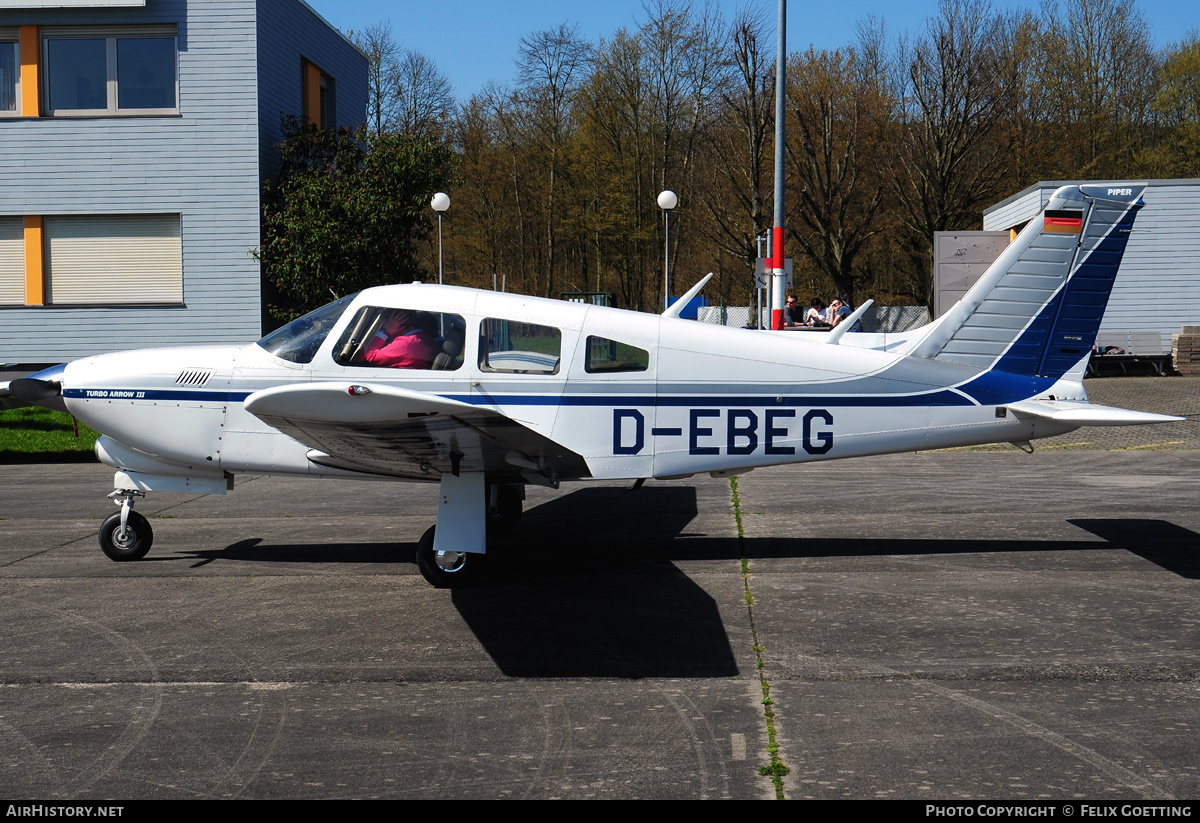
[243,382,590,485]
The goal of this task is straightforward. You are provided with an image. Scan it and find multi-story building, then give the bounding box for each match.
[0,0,366,363]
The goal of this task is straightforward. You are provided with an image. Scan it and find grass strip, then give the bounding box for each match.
[730,476,788,799]
[0,408,99,462]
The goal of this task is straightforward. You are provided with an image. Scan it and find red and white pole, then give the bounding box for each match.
[770,0,787,330]
[771,226,785,330]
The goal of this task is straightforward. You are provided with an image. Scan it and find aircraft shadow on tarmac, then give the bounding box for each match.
[727,519,1199,580]
[184,490,1199,580]
[187,487,742,679]
[448,567,740,678]
[1069,519,1200,579]
[188,486,713,570]
[450,486,742,678]
[180,491,1197,676]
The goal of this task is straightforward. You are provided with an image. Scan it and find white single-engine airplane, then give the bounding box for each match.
[1,184,1182,585]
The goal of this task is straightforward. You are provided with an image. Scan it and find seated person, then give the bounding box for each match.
[784,295,803,327]
[829,298,863,332]
[361,309,438,369]
[805,298,831,327]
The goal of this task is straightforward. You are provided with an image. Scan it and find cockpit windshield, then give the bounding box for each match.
[256,294,358,364]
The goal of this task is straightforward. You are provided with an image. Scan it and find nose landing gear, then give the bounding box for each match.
[99,489,153,561]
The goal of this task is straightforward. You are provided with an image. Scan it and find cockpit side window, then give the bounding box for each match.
[479,318,561,374]
[256,294,357,364]
[333,306,466,371]
[584,336,649,373]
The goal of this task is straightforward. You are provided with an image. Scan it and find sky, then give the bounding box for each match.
[307,0,1200,103]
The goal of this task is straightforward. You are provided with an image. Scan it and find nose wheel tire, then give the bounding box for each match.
[99,511,153,561]
[415,525,481,588]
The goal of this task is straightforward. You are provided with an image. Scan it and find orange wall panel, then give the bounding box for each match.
[302,60,321,126]
[19,26,38,117]
[24,216,44,306]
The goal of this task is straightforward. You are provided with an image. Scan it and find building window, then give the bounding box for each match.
[319,72,335,129]
[116,37,175,109]
[0,217,23,305]
[0,37,17,116]
[46,38,105,111]
[302,58,335,128]
[42,27,177,115]
[44,214,181,305]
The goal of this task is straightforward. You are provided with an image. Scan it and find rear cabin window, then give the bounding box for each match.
[333,306,466,371]
[480,318,561,374]
[585,336,649,373]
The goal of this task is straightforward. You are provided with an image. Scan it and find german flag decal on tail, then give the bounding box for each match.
[1044,209,1083,233]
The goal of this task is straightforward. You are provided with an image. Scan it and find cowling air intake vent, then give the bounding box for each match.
[175,369,213,386]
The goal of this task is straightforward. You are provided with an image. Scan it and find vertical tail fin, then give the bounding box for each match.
[914,184,1145,379]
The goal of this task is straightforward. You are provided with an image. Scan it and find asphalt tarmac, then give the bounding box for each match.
[0,377,1197,799]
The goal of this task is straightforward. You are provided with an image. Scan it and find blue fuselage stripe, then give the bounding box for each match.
[64,388,254,402]
[64,387,989,408]
[452,392,975,407]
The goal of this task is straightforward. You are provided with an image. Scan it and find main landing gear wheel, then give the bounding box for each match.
[415,525,482,588]
[99,511,153,561]
[486,485,522,538]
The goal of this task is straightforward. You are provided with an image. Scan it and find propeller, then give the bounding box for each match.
[4,364,69,413]
[10,377,62,404]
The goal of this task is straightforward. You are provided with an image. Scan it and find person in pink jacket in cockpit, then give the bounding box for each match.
[361,309,438,369]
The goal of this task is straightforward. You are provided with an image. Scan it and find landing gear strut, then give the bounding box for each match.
[99,489,153,561]
[487,484,523,537]
[415,476,526,587]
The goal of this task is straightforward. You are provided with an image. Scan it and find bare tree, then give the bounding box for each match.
[515,23,591,296]
[350,22,401,136]
[641,0,726,294]
[787,47,890,307]
[451,93,514,288]
[483,82,535,293]
[1038,0,1159,176]
[394,49,455,137]
[699,6,773,293]
[580,29,653,306]
[642,0,725,185]
[992,9,1050,187]
[350,22,454,138]
[891,0,1014,306]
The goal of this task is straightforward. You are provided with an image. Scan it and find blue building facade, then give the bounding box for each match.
[0,0,366,362]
